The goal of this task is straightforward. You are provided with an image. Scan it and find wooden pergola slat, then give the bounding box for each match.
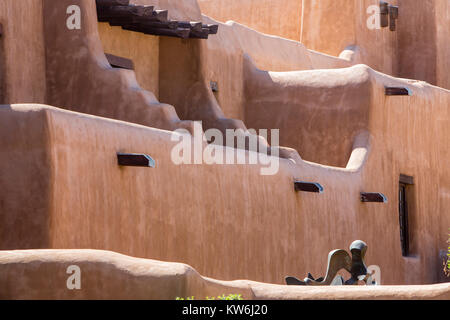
[95,0,218,39]
[96,0,130,7]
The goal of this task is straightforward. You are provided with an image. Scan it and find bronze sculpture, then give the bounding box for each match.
[285,240,376,286]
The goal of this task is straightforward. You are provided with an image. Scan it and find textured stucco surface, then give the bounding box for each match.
[159,16,350,128]
[98,23,160,99]
[0,0,46,104]
[0,250,449,300]
[43,0,195,134]
[1,94,448,286]
[198,0,303,42]
[0,0,448,297]
[199,0,449,89]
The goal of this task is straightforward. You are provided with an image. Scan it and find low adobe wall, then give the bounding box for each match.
[0,250,449,300]
[243,62,371,168]
[43,0,194,133]
[0,0,448,287]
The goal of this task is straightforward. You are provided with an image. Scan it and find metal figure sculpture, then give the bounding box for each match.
[285,240,375,286]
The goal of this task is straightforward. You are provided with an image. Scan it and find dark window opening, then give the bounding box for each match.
[399,183,409,256]
[399,174,414,257]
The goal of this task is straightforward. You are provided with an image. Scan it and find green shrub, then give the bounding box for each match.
[176,296,195,300]
[444,232,450,277]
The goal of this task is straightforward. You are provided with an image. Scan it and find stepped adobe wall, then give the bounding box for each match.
[0,0,448,294]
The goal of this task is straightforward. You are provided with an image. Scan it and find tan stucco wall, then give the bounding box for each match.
[435,0,450,90]
[0,0,448,292]
[198,0,449,90]
[1,87,448,285]
[0,0,46,104]
[43,0,194,134]
[159,16,350,126]
[198,0,398,76]
[1,250,449,300]
[98,23,160,99]
[244,63,371,168]
[397,0,450,90]
[198,0,303,42]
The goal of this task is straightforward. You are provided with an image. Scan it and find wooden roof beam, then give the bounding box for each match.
[96,0,130,7]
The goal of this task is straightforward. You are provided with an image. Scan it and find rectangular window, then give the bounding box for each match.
[399,174,414,257]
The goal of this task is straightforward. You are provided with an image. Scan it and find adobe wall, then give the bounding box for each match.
[197,0,303,42]
[0,0,46,104]
[198,0,449,90]
[309,0,449,90]
[435,0,450,90]
[198,0,398,76]
[1,250,449,299]
[159,17,350,126]
[97,23,160,99]
[0,106,52,249]
[397,0,450,90]
[1,81,448,285]
[0,0,448,288]
[43,0,195,133]
[243,63,372,168]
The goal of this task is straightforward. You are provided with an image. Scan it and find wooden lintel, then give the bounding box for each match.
[399,174,414,185]
[96,0,130,7]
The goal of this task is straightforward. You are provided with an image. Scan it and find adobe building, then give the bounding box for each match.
[0,0,449,299]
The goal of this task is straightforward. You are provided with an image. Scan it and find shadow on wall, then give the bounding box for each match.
[243,56,372,168]
[158,36,303,163]
[0,24,5,104]
[43,0,196,135]
[158,37,246,133]
[397,0,437,86]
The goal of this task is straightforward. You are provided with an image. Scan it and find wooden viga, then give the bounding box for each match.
[96,0,219,39]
